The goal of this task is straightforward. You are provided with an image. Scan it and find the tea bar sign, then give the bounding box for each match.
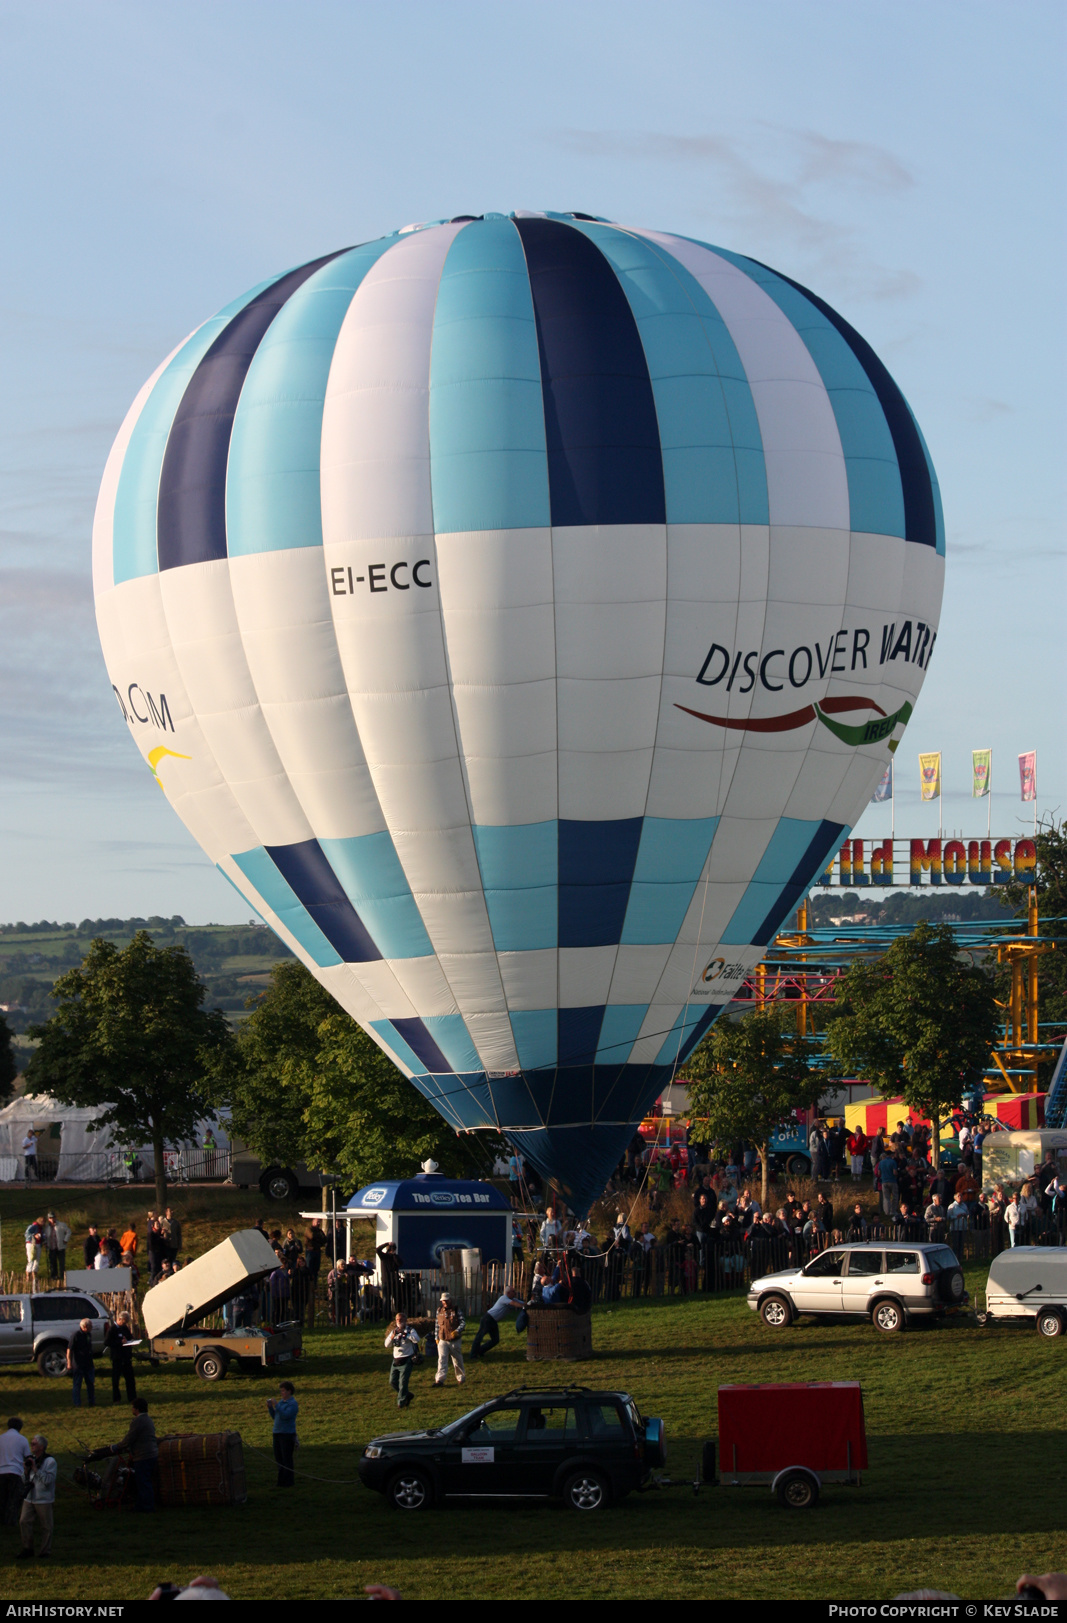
[820,837,1037,887]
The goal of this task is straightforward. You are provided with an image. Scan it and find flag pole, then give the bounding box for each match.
[987,751,991,838]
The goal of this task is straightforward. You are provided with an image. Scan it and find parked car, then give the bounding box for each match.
[358,1386,666,1511]
[747,1242,968,1333]
[0,1290,110,1377]
[978,1246,1067,1337]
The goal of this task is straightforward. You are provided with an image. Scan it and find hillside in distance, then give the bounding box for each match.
[0,916,294,1041]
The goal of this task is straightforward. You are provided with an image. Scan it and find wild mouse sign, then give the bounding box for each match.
[819,836,1036,887]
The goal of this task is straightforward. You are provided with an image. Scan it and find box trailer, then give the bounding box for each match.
[142,1229,302,1381]
[712,1382,867,1508]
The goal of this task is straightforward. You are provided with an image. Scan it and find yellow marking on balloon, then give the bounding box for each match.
[147,746,191,789]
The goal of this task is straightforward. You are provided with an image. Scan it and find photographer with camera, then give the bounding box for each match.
[17,1435,56,1560]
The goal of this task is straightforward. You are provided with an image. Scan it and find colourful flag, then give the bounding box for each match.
[919,752,941,801]
[872,762,893,803]
[1019,751,1036,802]
[972,748,991,798]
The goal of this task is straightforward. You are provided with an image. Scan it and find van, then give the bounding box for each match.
[228,1137,331,1202]
[978,1246,1067,1338]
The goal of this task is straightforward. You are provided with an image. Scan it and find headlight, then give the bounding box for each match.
[363,1446,383,1459]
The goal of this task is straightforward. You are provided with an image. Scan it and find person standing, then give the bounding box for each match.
[104,1314,137,1405]
[17,1435,56,1559]
[46,1213,70,1280]
[469,1286,524,1359]
[433,1293,465,1387]
[21,1130,38,1181]
[384,1312,421,1408]
[0,1418,29,1528]
[877,1148,899,1217]
[163,1208,182,1266]
[119,1222,138,1259]
[267,1381,298,1488]
[289,1255,311,1327]
[66,1318,96,1407]
[202,1127,217,1178]
[24,1217,43,1280]
[108,1397,157,1512]
[83,1225,101,1269]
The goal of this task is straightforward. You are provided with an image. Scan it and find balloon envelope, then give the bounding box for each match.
[93,211,944,1212]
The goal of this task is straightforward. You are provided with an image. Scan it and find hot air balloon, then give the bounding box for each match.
[92,211,944,1212]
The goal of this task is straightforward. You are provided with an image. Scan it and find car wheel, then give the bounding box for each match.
[36,1342,67,1378]
[563,1469,610,1511]
[760,1294,793,1330]
[872,1299,904,1334]
[387,1469,433,1511]
[195,1349,228,1381]
[1036,1309,1064,1338]
[776,1470,819,1509]
[261,1168,299,1202]
[786,1155,811,1177]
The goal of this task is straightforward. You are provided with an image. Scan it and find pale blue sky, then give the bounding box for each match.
[1,0,1063,921]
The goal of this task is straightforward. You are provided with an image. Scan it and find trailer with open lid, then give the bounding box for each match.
[709,1381,867,1508]
[142,1229,302,1381]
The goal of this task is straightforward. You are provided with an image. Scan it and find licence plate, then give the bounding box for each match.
[274,1350,292,1361]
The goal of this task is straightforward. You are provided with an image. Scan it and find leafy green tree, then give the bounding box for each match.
[27,932,232,1207]
[224,960,482,1188]
[823,921,999,1164]
[0,1015,18,1104]
[685,1004,823,1210]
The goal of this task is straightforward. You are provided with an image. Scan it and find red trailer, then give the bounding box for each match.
[714,1382,867,1509]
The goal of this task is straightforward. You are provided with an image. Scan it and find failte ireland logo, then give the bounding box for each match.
[676,620,928,750]
[677,694,913,749]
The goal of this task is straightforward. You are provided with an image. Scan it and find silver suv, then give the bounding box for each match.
[0,1291,111,1376]
[747,1242,968,1334]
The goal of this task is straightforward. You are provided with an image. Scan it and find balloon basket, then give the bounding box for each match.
[525,1306,593,1361]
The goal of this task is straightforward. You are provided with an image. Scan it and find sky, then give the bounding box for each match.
[1,0,1064,924]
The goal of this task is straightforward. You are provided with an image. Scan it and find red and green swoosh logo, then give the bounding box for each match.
[675,695,913,751]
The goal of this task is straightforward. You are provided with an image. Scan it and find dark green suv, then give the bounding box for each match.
[358,1386,666,1511]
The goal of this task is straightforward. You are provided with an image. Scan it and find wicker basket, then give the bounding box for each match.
[156,1431,247,1507]
[525,1307,593,1361]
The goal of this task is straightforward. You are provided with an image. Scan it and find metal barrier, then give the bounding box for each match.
[12,1148,232,1185]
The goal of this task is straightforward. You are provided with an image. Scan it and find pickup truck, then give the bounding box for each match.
[142,1229,302,1381]
[0,1289,110,1377]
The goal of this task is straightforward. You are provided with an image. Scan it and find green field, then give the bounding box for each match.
[0,1181,1058,1601]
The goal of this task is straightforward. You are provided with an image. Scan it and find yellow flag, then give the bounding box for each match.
[919,751,941,801]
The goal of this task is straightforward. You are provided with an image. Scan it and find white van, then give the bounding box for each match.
[978,1246,1067,1338]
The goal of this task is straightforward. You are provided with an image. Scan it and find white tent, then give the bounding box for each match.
[0,1095,228,1183]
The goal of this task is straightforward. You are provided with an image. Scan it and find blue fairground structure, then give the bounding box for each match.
[347,1163,512,1273]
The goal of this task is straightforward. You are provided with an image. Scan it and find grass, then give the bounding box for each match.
[0,1178,1059,1601]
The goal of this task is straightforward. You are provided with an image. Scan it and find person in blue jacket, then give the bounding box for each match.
[267,1381,298,1488]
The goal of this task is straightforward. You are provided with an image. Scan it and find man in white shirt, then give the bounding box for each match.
[0,1418,30,1528]
[469,1287,524,1360]
[21,1132,37,1181]
[17,1435,56,1559]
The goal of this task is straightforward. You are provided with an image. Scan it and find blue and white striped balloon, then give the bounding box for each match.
[93,211,944,1211]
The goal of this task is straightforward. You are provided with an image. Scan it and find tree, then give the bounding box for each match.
[0,1016,17,1105]
[223,960,483,1189]
[27,932,232,1207]
[685,1004,823,1210]
[822,921,999,1165]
